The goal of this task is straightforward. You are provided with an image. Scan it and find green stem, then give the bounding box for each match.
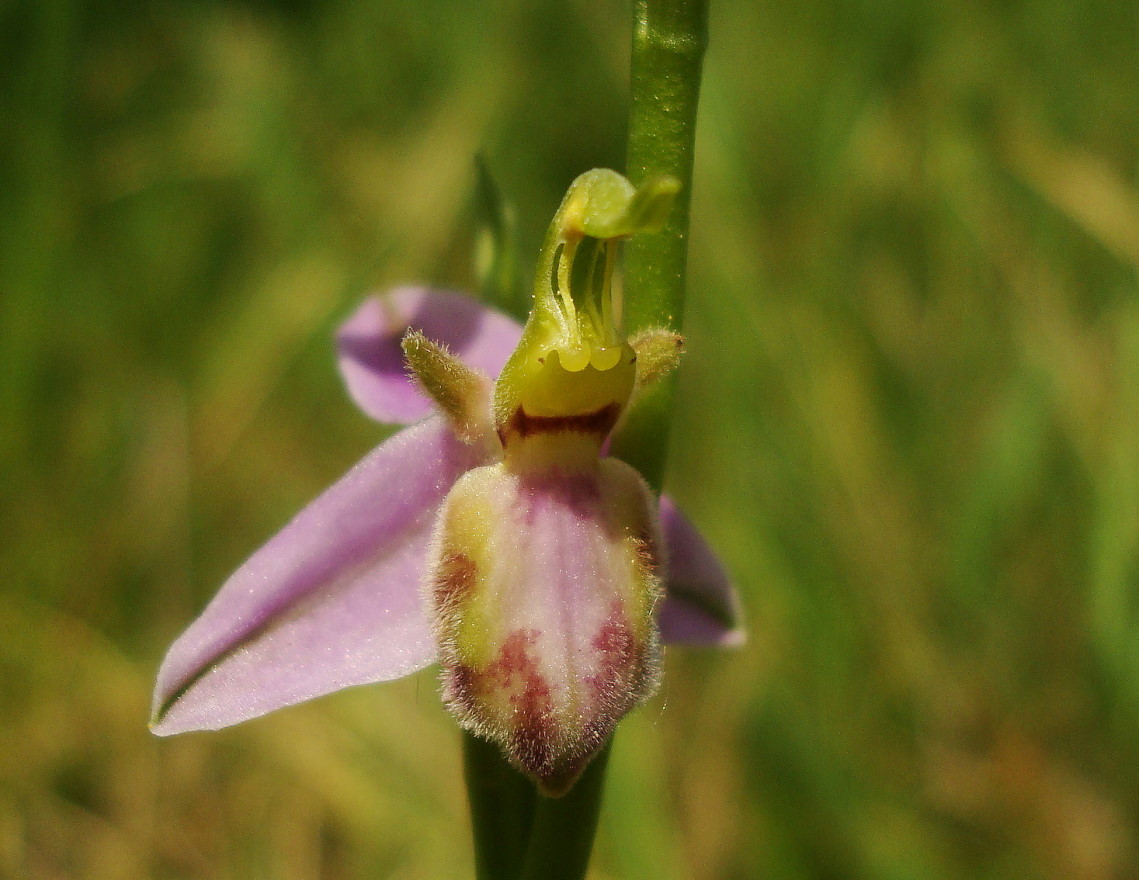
[462,2,708,877]
[613,0,710,493]
[464,733,613,880]
[518,741,612,880]
[464,731,537,880]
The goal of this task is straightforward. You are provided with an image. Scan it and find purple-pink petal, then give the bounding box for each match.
[658,495,745,646]
[337,287,523,425]
[151,416,485,735]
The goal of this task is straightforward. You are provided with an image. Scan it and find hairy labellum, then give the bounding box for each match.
[429,460,662,795]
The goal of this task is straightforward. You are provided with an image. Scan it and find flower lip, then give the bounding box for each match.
[428,457,663,795]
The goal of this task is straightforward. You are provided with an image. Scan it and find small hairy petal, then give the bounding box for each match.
[427,459,662,796]
[658,496,745,646]
[151,417,484,735]
[401,330,493,444]
[629,327,684,392]
[337,288,523,425]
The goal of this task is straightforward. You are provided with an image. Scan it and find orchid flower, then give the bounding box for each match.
[151,170,742,796]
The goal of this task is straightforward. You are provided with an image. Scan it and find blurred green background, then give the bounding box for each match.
[3,0,1139,877]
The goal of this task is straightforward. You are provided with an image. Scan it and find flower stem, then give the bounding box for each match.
[464,730,536,880]
[613,0,710,494]
[463,732,612,880]
[463,2,708,877]
[518,741,612,880]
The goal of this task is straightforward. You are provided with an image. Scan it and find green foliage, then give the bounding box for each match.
[3,0,1139,877]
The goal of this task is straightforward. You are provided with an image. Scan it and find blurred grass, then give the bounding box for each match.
[2,0,1138,877]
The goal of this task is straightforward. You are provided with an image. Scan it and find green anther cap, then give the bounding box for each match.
[560,169,680,240]
[492,170,681,442]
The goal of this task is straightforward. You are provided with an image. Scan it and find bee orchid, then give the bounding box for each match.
[151,170,742,796]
